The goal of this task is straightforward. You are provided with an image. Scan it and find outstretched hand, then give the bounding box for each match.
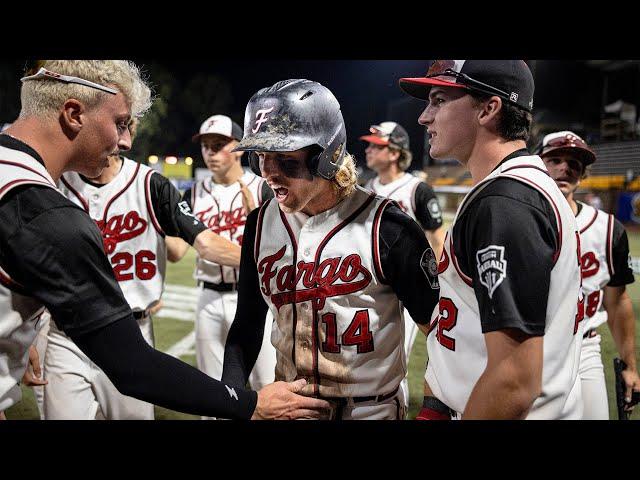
[252,379,330,420]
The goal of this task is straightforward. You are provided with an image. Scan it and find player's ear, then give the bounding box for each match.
[477,96,502,126]
[60,99,85,135]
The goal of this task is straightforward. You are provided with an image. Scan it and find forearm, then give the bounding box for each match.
[72,316,257,419]
[193,230,241,268]
[165,236,190,262]
[463,362,538,419]
[608,292,637,370]
[223,314,266,388]
[426,226,446,261]
[463,330,542,419]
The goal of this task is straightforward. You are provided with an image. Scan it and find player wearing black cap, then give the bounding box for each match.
[401,60,584,419]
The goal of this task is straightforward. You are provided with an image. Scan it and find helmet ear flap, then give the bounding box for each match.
[249,151,261,176]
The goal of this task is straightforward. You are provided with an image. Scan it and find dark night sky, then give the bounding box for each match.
[2,59,638,172]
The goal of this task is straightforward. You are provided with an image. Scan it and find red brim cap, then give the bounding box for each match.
[359,134,389,145]
[399,77,467,100]
[541,146,597,167]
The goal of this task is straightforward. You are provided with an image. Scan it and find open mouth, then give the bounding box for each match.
[274,187,289,202]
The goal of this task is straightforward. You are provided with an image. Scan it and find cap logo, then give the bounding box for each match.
[205,118,217,130]
[427,60,456,76]
[252,106,275,134]
[509,92,518,102]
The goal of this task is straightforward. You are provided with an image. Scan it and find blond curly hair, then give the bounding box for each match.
[19,60,152,120]
[332,151,358,199]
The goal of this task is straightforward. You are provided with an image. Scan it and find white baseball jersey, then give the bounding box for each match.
[425,155,584,419]
[0,149,57,410]
[191,171,267,284]
[59,158,167,311]
[575,201,616,332]
[255,186,404,398]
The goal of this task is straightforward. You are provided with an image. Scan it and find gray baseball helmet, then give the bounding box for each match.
[232,79,347,180]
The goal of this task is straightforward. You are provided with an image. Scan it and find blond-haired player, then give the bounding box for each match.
[222,79,440,420]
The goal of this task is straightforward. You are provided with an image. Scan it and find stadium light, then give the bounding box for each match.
[185,157,193,166]
[148,155,159,164]
[165,156,178,165]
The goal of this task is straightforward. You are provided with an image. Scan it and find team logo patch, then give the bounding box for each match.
[509,92,519,102]
[427,198,442,220]
[252,106,275,133]
[420,248,440,290]
[178,200,200,225]
[476,245,507,299]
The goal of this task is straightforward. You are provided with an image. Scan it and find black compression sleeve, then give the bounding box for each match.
[608,218,635,286]
[71,314,258,419]
[149,173,206,244]
[222,207,269,388]
[379,203,440,324]
[413,182,444,231]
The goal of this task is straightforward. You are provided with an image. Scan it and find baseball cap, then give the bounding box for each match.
[359,122,410,150]
[539,131,596,167]
[399,60,535,112]
[192,115,243,142]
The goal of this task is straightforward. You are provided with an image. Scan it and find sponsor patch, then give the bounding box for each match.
[427,198,442,220]
[476,245,507,299]
[420,248,440,290]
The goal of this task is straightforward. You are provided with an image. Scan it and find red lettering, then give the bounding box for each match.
[580,252,600,279]
[257,246,286,296]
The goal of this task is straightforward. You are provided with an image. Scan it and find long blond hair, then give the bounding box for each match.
[332,151,358,199]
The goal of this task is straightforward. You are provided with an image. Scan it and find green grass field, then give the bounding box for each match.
[6,231,640,420]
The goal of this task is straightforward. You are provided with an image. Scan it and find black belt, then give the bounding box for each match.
[322,385,400,405]
[132,310,148,319]
[322,386,400,421]
[583,328,597,339]
[200,281,237,292]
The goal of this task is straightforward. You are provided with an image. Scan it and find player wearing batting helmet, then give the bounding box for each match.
[221,79,440,420]
[0,61,329,420]
[400,60,584,419]
[538,131,639,419]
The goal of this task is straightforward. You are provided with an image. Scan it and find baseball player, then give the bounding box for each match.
[538,130,639,419]
[360,121,445,413]
[0,60,329,420]
[400,60,584,419]
[222,79,441,420]
[179,116,277,409]
[44,119,238,420]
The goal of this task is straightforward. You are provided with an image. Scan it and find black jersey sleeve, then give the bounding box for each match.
[378,202,440,324]
[72,314,257,419]
[0,186,131,337]
[608,217,635,286]
[260,180,274,204]
[222,206,269,388]
[148,172,207,245]
[453,179,559,336]
[181,187,193,210]
[413,182,444,231]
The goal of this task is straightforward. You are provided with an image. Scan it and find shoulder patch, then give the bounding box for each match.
[476,245,507,299]
[420,247,440,290]
[427,197,442,220]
